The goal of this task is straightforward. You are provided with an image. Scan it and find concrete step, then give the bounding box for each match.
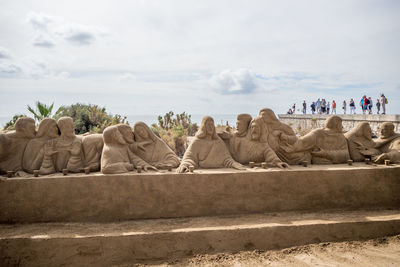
[1,164,400,223]
[1,209,400,266]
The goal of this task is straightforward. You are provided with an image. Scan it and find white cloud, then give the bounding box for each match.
[26,12,106,47]
[117,73,136,82]
[0,47,12,59]
[210,69,259,94]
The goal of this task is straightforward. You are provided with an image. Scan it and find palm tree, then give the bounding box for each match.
[27,101,61,122]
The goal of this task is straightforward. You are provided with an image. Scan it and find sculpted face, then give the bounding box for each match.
[119,125,135,143]
[236,119,248,135]
[250,121,261,141]
[205,120,215,136]
[135,125,148,140]
[380,123,394,139]
[25,120,36,138]
[48,123,59,138]
[59,119,75,138]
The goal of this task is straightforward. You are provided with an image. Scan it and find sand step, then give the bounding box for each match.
[1,209,400,266]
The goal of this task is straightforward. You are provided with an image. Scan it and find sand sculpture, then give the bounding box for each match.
[258,108,311,164]
[177,116,246,173]
[372,122,400,163]
[0,117,36,174]
[55,117,84,173]
[345,122,380,162]
[101,124,156,174]
[282,115,350,164]
[1,112,399,177]
[220,114,288,168]
[22,118,59,173]
[82,134,103,172]
[133,122,180,169]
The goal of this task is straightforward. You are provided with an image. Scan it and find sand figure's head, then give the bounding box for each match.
[57,117,75,138]
[36,118,59,139]
[103,125,126,145]
[259,108,279,124]
[250,117,263,141]
[324,116,343,133]
[236,114,252,137]
[196,116,218,139]
[133,122,157,143]
[379,122,395,139]
[117,124,135,144]
[15,117,36,138]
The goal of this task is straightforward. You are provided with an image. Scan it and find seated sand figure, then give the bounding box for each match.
[219,114,288,168]
[258,108,310,164]
[82,134,104,172]
[176,116,246,173]
[344,122,380,162]
[101,125,156,174]
[283,115,350,164]
[55,117,84,173]
[371,122,400,163]
[0,117,36,174]
[23,118,59,173]
[133,121,180,169]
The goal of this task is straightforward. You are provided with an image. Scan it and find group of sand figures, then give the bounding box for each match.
[0,108,399,176]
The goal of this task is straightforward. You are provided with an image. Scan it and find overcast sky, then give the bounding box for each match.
[0,0,399,121]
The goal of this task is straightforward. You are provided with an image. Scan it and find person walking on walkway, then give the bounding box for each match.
[376,98,381,114]
[316,99,321,114]
[343,100,347,114]
[321,99,326,114]
[332,100,336,114]
[381,94,387,114]
[327,102,330,114]
[311,102,316,114]
[302,101,307,114]
[368,97,373,114]
[350,98,356,114]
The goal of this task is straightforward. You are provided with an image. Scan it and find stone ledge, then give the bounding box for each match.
[1,164,399,223]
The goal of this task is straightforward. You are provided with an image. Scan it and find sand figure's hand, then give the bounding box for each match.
[176,165,189,173]
[276,162,290,169]
[373,153,388,163]
[232,162,246,170]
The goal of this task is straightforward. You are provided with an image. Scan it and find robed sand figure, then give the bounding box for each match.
[177,116,246,173]
[23,118,59,173]
[258,108,310,164]
[282,115,350,164]
[101,124,156,174]
[219,114,288,168]
[133,121,180,169]
[370,122,400,163]
[344,122,380,162]
[0,117,36,174]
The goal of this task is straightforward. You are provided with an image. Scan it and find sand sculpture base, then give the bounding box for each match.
[1,164,400,266]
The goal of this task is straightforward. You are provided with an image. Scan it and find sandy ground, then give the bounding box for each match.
[123,235,400,267]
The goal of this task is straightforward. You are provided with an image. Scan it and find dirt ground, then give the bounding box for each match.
[125,235,400,267]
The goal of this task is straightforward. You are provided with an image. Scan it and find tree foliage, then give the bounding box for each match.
[151,111,198,156]
[27,101,62,122]
[54,103,128,134]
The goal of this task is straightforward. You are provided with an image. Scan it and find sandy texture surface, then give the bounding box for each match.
[126,235,400,267]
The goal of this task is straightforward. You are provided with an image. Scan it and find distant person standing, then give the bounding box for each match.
[342,100,346,114]
[302,101,306,114]
[321,99,326,114]
[376,98,381,114]
[327,102,330,114]
[316,99,321,114]
[311,102,316,114]
[292,103,296,114]
[360,95,368,114]
[350,98,356,114]
[381,94,387,114]
[332,100,336,114]
[368,97,373,114]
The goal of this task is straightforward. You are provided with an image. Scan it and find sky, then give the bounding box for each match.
[0,0,399,123]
